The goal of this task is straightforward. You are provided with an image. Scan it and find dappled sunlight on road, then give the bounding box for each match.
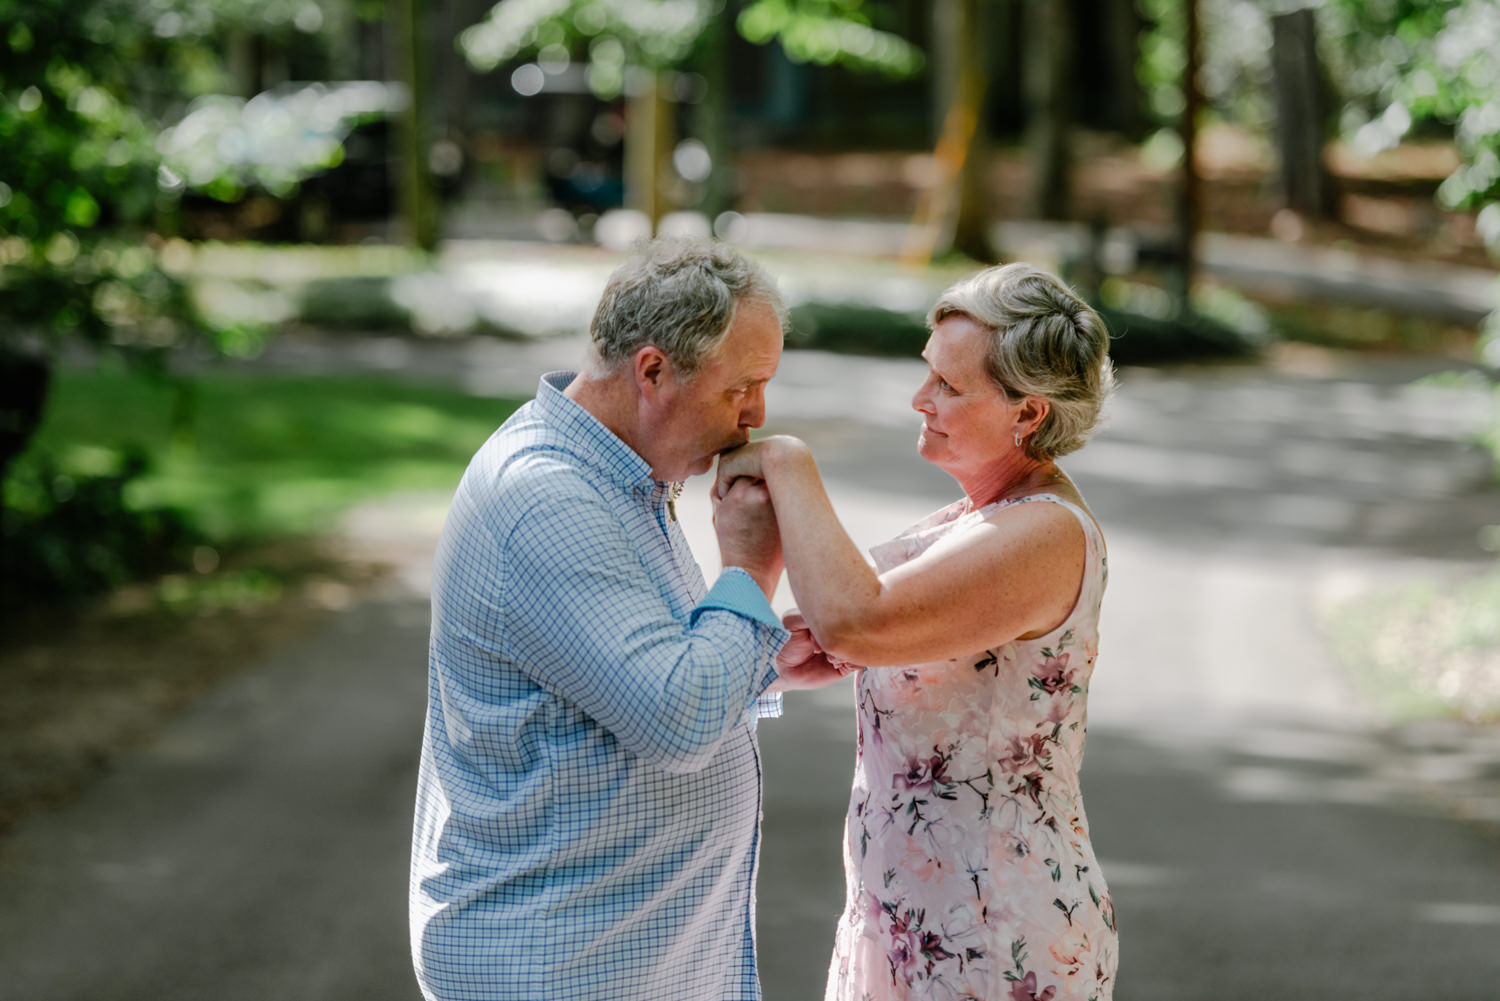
[1066,361,1498,557]
[1415,902,1500,926]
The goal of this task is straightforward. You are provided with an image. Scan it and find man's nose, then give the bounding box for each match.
[741,387,767,428]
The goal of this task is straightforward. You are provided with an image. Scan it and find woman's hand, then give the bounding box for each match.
[767,610,859,693]
[713,435,808,502]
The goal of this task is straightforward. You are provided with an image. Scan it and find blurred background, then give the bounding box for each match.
[2,1,1500,999]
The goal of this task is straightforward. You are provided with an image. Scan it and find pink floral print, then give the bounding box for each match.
[824,495,1117,1001]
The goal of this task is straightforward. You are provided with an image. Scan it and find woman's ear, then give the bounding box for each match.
[1018,396,1051,437]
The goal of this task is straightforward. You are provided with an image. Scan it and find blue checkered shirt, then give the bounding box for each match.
[410,372,788,1001]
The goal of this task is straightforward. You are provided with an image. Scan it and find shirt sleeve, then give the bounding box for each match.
[693,567,782,629]
[497,464,787,773]
[694,568,785,720]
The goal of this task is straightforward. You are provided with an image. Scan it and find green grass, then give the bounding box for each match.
[19,364,522,542]
[1325,566,1500,723]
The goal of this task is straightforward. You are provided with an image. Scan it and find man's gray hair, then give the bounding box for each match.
[929,263,1115,460]
[590,238,784,377]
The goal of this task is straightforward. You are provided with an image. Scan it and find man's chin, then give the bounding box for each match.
[688,453,722,477]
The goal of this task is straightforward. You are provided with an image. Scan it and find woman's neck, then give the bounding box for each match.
[955,456,1063,511]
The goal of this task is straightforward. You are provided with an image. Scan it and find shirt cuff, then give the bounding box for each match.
[691,567,782,631]
[754,692,784,719]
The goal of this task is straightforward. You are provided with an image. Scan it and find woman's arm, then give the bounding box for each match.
[716,437,1086,666]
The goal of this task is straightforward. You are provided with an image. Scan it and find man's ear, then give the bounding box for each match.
[633,345,672,403]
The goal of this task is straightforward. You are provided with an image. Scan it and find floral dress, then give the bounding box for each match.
[825,493,1117,1001]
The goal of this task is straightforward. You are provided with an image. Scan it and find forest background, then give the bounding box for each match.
[2,0,1499,829]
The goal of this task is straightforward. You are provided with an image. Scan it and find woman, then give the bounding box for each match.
[719,263,1117,1001]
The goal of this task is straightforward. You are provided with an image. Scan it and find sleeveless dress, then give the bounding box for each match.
[825,493,1117,1001]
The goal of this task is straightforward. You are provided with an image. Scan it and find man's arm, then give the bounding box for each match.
[487,463,787,773]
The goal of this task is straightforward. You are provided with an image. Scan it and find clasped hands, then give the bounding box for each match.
[711,439,855,693]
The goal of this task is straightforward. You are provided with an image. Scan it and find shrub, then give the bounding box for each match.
[1,448,200,612]
[784,297,1264,365]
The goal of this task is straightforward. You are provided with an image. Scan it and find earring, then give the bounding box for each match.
[1014,433,1024,448]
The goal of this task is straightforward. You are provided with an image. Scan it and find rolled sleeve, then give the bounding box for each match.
[498,464,784,772]
[692,567,783,631]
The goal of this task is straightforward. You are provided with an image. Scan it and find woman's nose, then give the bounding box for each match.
[912,380,934,414]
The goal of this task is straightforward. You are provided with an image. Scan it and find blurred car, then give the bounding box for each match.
[159,81,464,240]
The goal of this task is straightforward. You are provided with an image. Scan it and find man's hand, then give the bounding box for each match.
[711,474,784,598]
[713,436,808,503]
[766,610,857,693]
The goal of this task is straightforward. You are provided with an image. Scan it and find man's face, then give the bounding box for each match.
[652,299,782,481]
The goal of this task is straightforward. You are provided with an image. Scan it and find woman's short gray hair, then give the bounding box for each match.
[929,263,1115,460]
[590,238,784,377]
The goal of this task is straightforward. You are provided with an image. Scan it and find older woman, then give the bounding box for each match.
[718,263,1118,1001]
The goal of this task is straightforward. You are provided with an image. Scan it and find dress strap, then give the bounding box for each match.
[993,492,1101,541]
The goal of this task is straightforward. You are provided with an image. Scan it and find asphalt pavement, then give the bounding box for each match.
[4,326,1500,998]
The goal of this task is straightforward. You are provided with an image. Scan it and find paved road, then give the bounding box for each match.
[3,343,1500,1000]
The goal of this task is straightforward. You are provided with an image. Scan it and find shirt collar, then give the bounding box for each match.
[534,370,661,496]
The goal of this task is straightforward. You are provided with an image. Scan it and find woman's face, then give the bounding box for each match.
[911,314,1028,472]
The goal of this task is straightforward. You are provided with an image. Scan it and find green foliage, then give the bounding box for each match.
[296,275,415,330]
[1135,0,1277,132]
[1326,565,1500,723]
[1135,1,1500,366]
[735,0,922,75]
[783,291,1262,365]
[21,366,520,542]
[157,82,401,203]
[1137,1,1500,230]
[1094,277,1266,363]
[1326,0,1500,219]
[0,0,372,363]
[1,1,196,360]
[460,0,921,99]
[1,447,200,609]
[1,0,177,348]
[1325,0,1500,367]
[4,363,521,610]
[786,300,928,356]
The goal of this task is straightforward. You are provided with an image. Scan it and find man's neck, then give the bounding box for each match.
[563,368,650,472]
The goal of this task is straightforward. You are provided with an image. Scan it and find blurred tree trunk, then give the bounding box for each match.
[1170,0,1202,303]
[625,70,674,235]
[1026,0,1074,219]
[1271,7,1336,220]
[0,347,49,490]
[1101,0,1146,138]
[906,0,994,263]
[695,8,735,223]
[225,31,257,97]
[392,0,439,250]
[0,345,51,595]
[323,0,359,81]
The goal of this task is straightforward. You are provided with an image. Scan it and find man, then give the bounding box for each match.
[409,238,834,1001]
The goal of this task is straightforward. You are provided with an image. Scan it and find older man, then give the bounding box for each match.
[409,238,835,1001]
